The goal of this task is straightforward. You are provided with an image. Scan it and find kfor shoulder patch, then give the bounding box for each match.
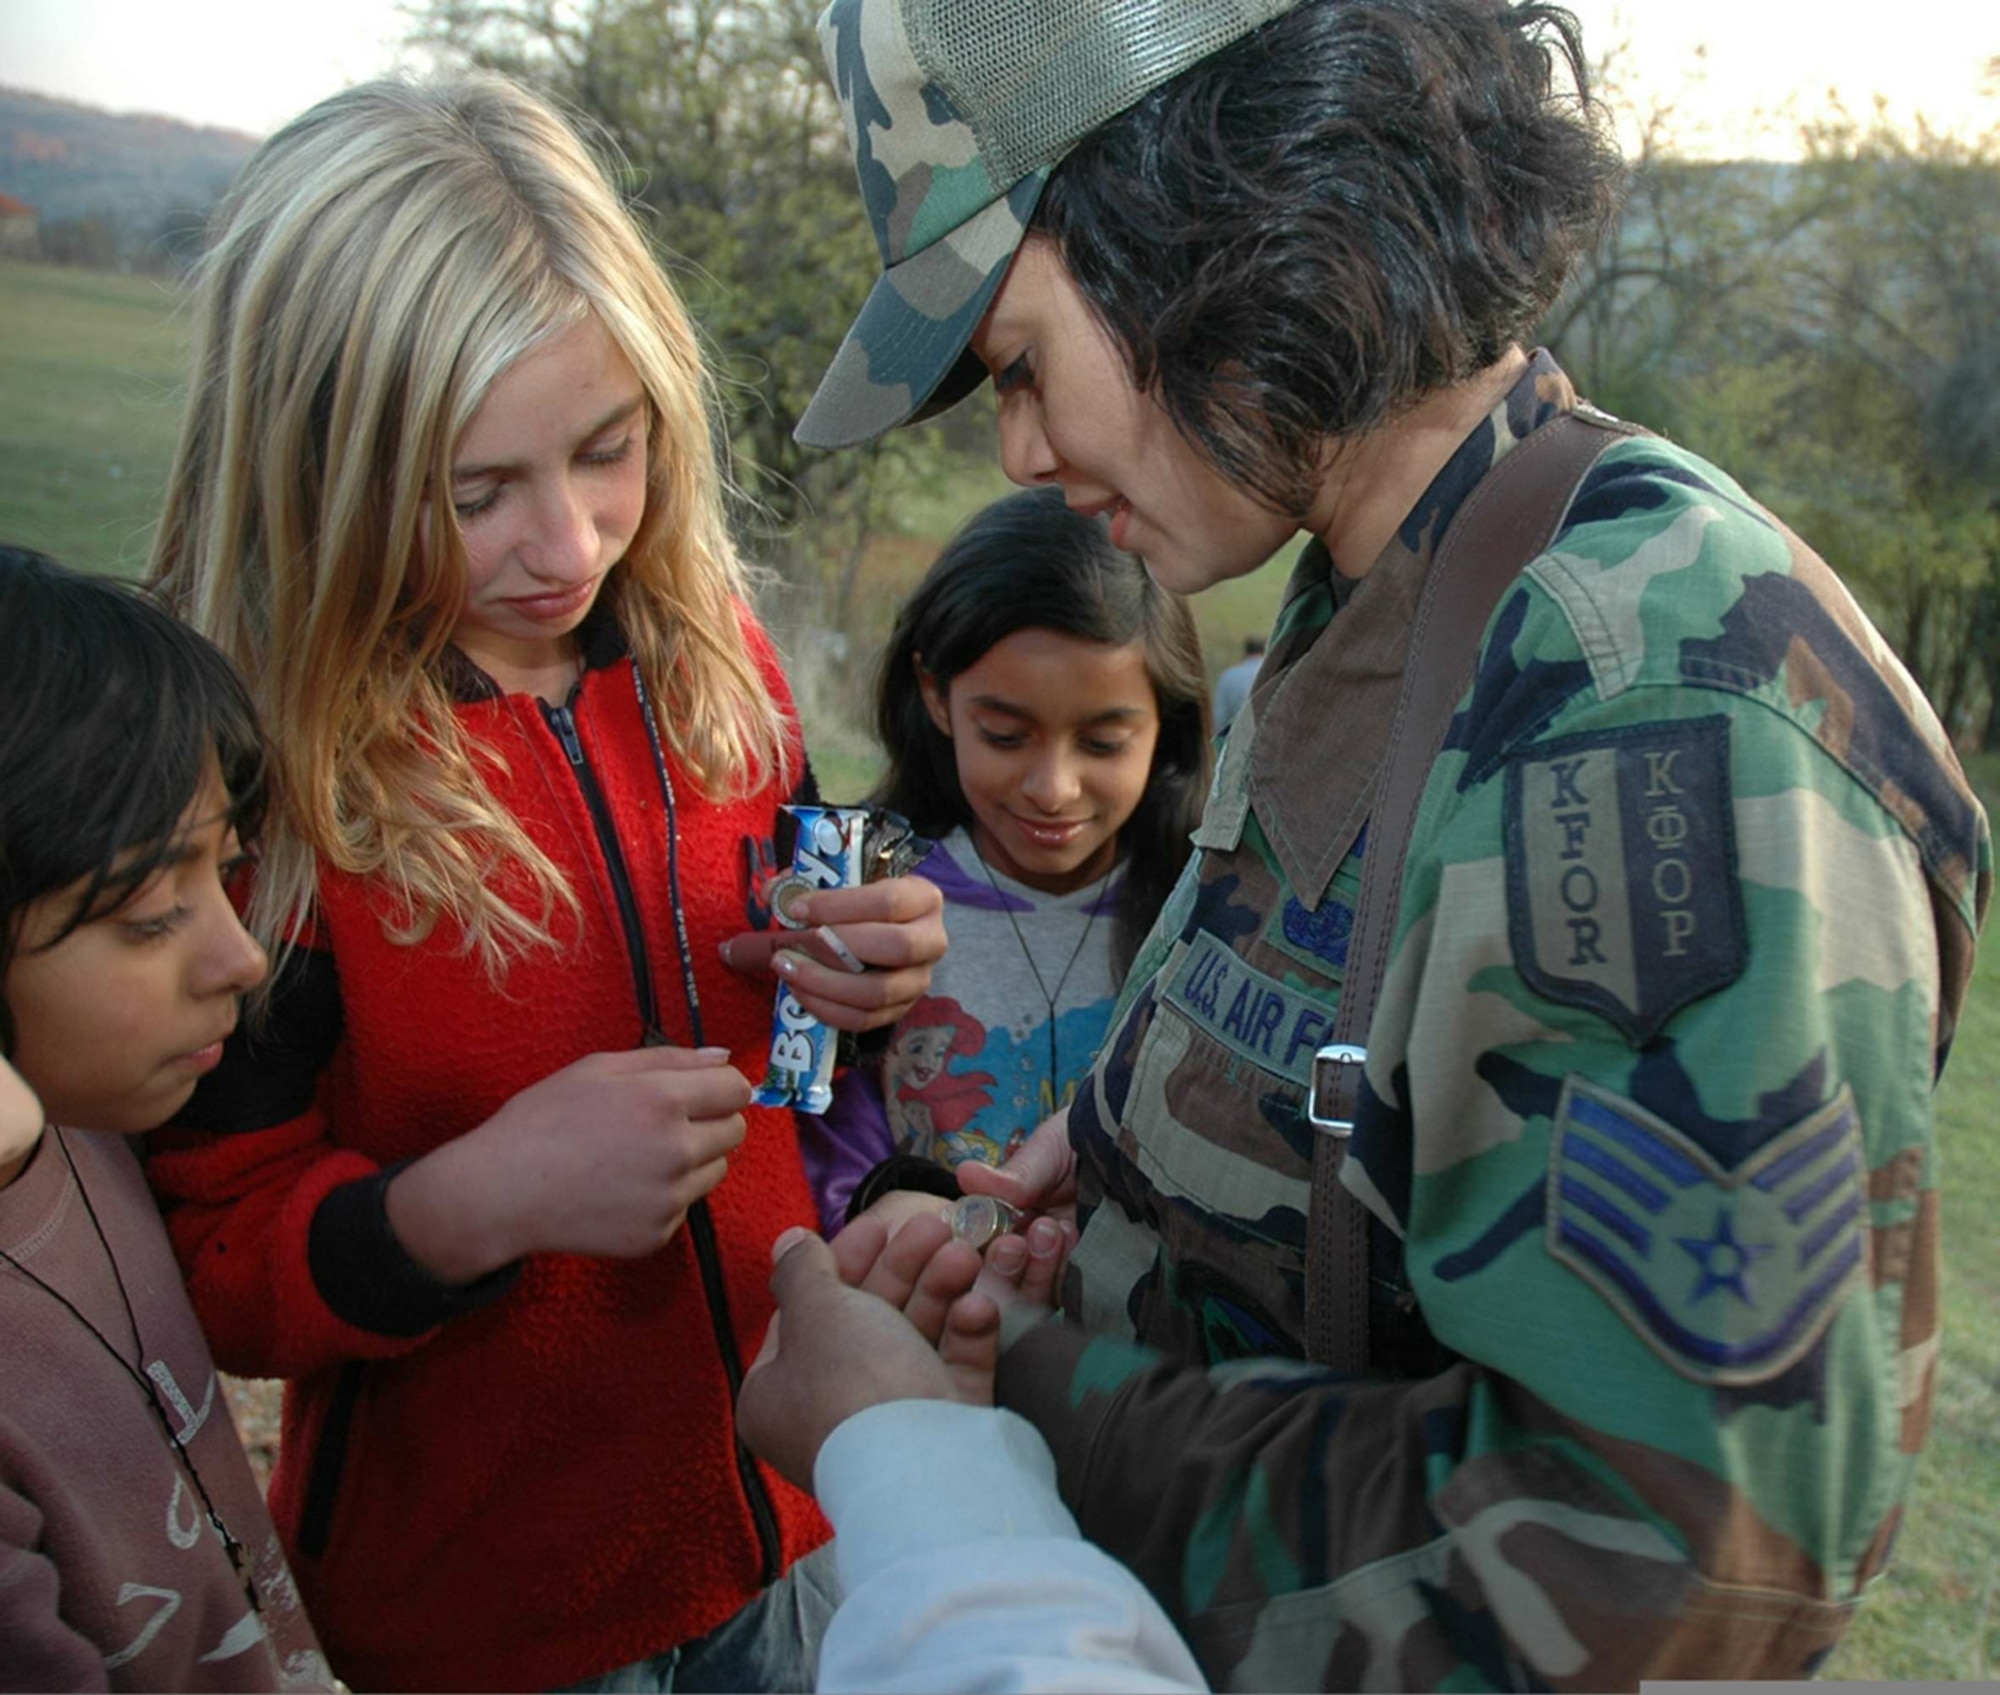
[1546,1077,1867,1385]
[1504,715,1745,1044]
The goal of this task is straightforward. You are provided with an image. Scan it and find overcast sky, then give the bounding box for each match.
[4,0,1996,158]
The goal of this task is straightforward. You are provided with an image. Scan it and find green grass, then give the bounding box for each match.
[0,259,191,577]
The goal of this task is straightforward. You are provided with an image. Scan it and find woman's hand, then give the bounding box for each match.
[957,1106,1078,1232]
[385,1045,752,1282]
[829,1194,1072,1407]
[720,874,946,1032]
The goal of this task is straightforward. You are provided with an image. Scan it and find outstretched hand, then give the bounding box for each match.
[832,1199,1074,1389]
[737,1216,996,1492]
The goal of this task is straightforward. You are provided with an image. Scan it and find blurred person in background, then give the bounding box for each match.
[1211,634,1266,734]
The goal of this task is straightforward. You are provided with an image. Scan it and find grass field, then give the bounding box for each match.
[0,260,191,577]
[7,258,1995,1680]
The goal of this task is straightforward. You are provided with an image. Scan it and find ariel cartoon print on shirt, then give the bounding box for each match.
[883,995,1000,1164]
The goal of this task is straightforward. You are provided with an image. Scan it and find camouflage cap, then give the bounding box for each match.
[796,0,1310,450]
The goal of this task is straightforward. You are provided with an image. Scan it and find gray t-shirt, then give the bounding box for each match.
[882,829,1124,1168]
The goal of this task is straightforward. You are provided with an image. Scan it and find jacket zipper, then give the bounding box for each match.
[546,697,784,1587]
[548,702,658,1034]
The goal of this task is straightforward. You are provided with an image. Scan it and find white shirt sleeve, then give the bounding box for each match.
[813,1400,1208,1695]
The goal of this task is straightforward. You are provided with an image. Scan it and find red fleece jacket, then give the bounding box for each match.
[148,615,830,1692]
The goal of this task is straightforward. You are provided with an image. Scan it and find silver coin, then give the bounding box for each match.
[767,871,816,929]
[948,1193,1023,1251]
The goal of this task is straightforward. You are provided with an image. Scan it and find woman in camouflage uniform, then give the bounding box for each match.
[788,0,1993,1687]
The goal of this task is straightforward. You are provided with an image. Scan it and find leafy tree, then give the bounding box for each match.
[1547,77,2000,745]
[1778,110,2000,740]
[149,204,217,276]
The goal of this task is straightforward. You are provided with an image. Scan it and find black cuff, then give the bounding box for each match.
[308,1160,521,1337]
[845,1153,963,1227]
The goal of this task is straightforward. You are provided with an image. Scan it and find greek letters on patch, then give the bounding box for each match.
[1546,1078,1867,1385]
[1504,715,1745,1044]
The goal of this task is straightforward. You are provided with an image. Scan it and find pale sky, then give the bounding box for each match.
[4,0,1996,158]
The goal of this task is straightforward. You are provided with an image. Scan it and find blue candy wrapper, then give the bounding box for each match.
[752,805,870,1111]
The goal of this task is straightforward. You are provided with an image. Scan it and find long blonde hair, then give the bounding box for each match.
[151,71,792,977]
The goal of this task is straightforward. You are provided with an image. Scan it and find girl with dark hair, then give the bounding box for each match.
[0,544,332,1688]
[800,486,1208,1226]
[768,0,1993,1688]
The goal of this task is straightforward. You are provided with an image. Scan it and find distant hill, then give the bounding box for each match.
[0,86,258,267]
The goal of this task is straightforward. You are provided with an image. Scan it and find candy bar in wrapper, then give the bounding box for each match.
[765,807,928,928]
[753,806,869,1112]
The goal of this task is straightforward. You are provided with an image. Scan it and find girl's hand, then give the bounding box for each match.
[956,1107,1078,1232]
[832,1199,1072,1383]
[720,874,946,1032]
[830,1209,1007,1404]
[385,1046,752,1281]
[818,1207,1067,1413]
[828,1209,988,1368]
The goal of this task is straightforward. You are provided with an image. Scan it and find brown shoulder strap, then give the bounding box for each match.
[1304,406,1639,1370]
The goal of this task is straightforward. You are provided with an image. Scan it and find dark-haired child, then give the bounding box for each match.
[0,545,332,1689]
[800,487,1210,1226]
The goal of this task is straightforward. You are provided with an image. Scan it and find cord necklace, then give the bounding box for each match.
[970,837,1114,1114]
[0,1128,262,1614]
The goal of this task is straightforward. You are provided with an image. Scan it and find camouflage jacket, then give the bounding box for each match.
[993,352,1992,1691]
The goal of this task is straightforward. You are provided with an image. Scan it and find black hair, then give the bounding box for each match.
[873,488,1210,980]
[1032,0,1625,512]
[0,545,268,1054]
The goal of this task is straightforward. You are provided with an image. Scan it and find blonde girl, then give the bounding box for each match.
[148,71,942,1694]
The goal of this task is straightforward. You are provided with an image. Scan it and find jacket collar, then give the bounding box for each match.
[441,598,630,705]
[1241,350,1578,909]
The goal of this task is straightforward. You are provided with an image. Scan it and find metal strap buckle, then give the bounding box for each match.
[1307,1042,1367,1138]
